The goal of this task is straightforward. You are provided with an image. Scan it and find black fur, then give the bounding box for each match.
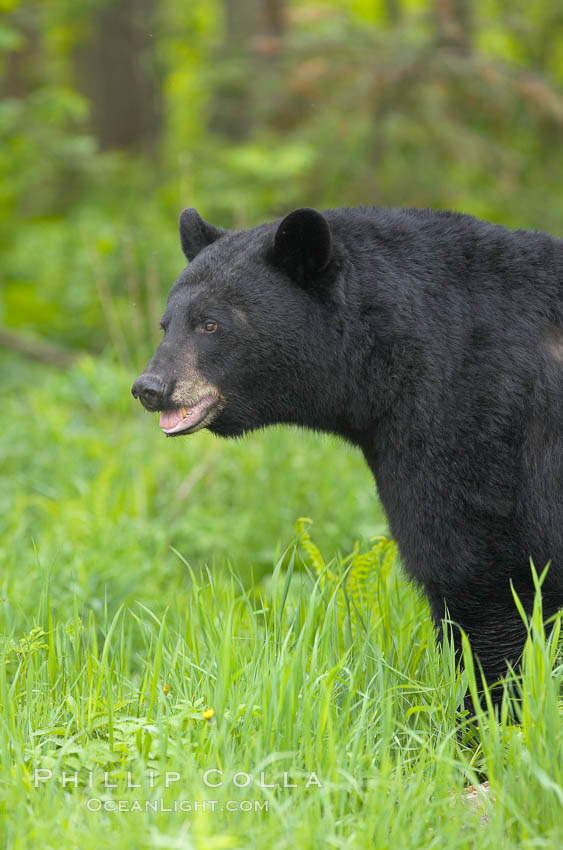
[135,205,563,703]
[179,207,226,262]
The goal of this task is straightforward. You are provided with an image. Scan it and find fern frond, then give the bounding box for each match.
[296,519,397,649]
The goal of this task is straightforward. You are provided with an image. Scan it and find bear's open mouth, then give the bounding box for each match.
[159,394,219,436]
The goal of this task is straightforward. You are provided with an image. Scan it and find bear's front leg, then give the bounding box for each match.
[427,574,560,711]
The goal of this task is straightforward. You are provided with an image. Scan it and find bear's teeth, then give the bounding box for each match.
[182,407,187,418]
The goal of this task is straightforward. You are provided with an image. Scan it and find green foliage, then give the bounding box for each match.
[1,354,560,846]
[0,352,383,622]
[0,510,561,848]
[297,517,398,649]
[1,0,562,350]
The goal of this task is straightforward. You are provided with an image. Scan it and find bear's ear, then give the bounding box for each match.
[272,208,332,283]
[179,208,226,262]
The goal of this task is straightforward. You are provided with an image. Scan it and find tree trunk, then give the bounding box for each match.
[385,0,402,25]
[1,6,43,99]
[435,0,473,52]
[209,0,285,140]
[73,0,162,152]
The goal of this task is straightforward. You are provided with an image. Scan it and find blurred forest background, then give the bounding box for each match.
[1,0,562,361]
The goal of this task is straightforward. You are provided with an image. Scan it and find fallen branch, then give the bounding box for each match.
[0,326,78,368]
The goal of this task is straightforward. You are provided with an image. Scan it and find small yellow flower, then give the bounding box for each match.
[163,683,170,695]
[202,708,215,720]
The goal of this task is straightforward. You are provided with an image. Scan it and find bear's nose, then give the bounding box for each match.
[131,374,168,411]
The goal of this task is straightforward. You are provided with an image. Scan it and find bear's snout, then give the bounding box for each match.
[131,374,169,412]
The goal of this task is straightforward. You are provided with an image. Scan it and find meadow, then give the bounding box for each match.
[0,350,562,848]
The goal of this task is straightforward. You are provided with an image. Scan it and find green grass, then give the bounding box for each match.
[1,354,562,848]
[1,352,383,613]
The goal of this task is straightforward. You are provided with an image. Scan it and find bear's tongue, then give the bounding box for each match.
[159,397,214,434]
[159,409,186,431]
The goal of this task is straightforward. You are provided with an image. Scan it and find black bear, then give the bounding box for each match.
[132,205,563,704]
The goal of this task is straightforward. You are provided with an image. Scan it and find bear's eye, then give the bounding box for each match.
[203,319,218,333]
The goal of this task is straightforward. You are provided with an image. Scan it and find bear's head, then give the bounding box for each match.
[131,207,352,439]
